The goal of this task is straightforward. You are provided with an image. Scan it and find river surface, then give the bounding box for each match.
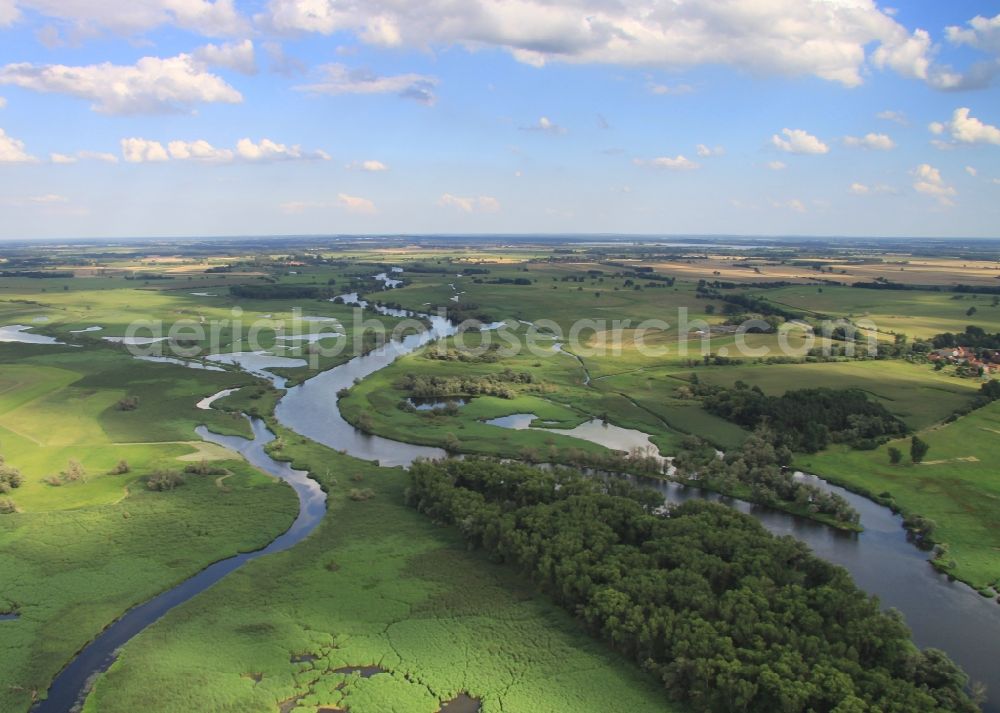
[29,269,1000,712]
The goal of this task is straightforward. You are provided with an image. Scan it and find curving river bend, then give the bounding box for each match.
[31,271,1000,712]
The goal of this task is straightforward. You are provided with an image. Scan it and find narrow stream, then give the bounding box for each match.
[30,418,326,713]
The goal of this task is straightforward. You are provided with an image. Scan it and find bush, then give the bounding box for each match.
[146,470,185,491]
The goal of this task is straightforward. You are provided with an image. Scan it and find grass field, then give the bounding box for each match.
[338,327,691,461]
[80,429,681,713]
[0,344,300,712]
[672,359,979,431]
[798,401,1000,595]
[763,284,1000,338]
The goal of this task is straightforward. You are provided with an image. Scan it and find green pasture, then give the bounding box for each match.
[81,431,679,713]
[798,401,1000,594]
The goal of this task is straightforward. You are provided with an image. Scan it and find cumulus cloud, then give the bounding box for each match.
[633,155,699,171]
[849,182,869,195]
[929,107,1000,146]
[520,116,566,135]
[122,138,169,163]
[843,132,896,150]
[52,150,120,164]
[947,13,1000,54]
[122,137,328,163]
[295,64,438,105]
[913,164,957,206]
[4,0,247,36]
[0,53,242,114]
[766,160,787,170]
[438,193,501,213]
[168,139,234,161]
[771,128,829,155]
[194,39,256,74]
[696,144,724,157]
[966,165,978,177]
[0,127,37,162]
[347,159,388,171]
[337,193,376,214]
[258,0,942,87]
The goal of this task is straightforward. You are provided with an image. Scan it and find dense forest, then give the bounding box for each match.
[406,459,976,713]
[701,384,907,452]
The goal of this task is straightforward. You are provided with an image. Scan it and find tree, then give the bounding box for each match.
[888,446,902,464]
[910,436,930,464]
[966,306,977,317]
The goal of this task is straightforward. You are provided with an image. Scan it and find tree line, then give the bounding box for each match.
[701,383,907,452]
[406,458,976,713]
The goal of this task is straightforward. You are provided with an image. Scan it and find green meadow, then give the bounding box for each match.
[798,401,1000,595]
[81,432,679,713]
[0,344,298,713]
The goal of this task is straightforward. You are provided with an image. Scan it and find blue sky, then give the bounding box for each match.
[0,1,998,239]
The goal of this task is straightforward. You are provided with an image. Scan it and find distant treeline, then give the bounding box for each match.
[230,284,334,300]
[932,325,1000,350]
[854,280,1000,295]
[0,270,74,279]
[697,286,811,322]
[702,384,907,452]
[407,459,976,713]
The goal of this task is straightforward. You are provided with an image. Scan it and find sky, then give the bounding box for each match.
[0,1,999,240]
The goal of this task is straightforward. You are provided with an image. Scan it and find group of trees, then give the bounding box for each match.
[230,284,336,300]
[146,470,185,491]
[673,431,860,526]
[424,342,505,363]
[406,459,976,713]
[702,384,907,452]
[931,325,1000,350]
[0,455,23,515]
[398,369,535,400]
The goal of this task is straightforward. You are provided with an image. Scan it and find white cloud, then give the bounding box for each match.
[0,96,6,109]
[337,193,376,214]
[124,136,329,163]
[771,128,829,155]
[168,139,234,161]
[633,155,699,171]
[0,0,18,27]
[6,0,247,36]
[849,182,870,195]
[347,159,388,171]
[438,193,501,213]
[947,13,1000,54]
[122,138,169,163]
[876,109,908,125]
[843,132,896,150]
[51,150,119,164]
[871,28,932,81]
[0,128,37,162]
[930,107,1000,146]
[696,144,724,157]
[520,116,566,135]
[194,39,256,75]
[259,0,939,87]
[0,53,242,114]
[78,150,119,163]
[766,160,787,170]
[966,165,978,177]
[295,64,438,105]
[236,137,329,162]
[913,163,957,206]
